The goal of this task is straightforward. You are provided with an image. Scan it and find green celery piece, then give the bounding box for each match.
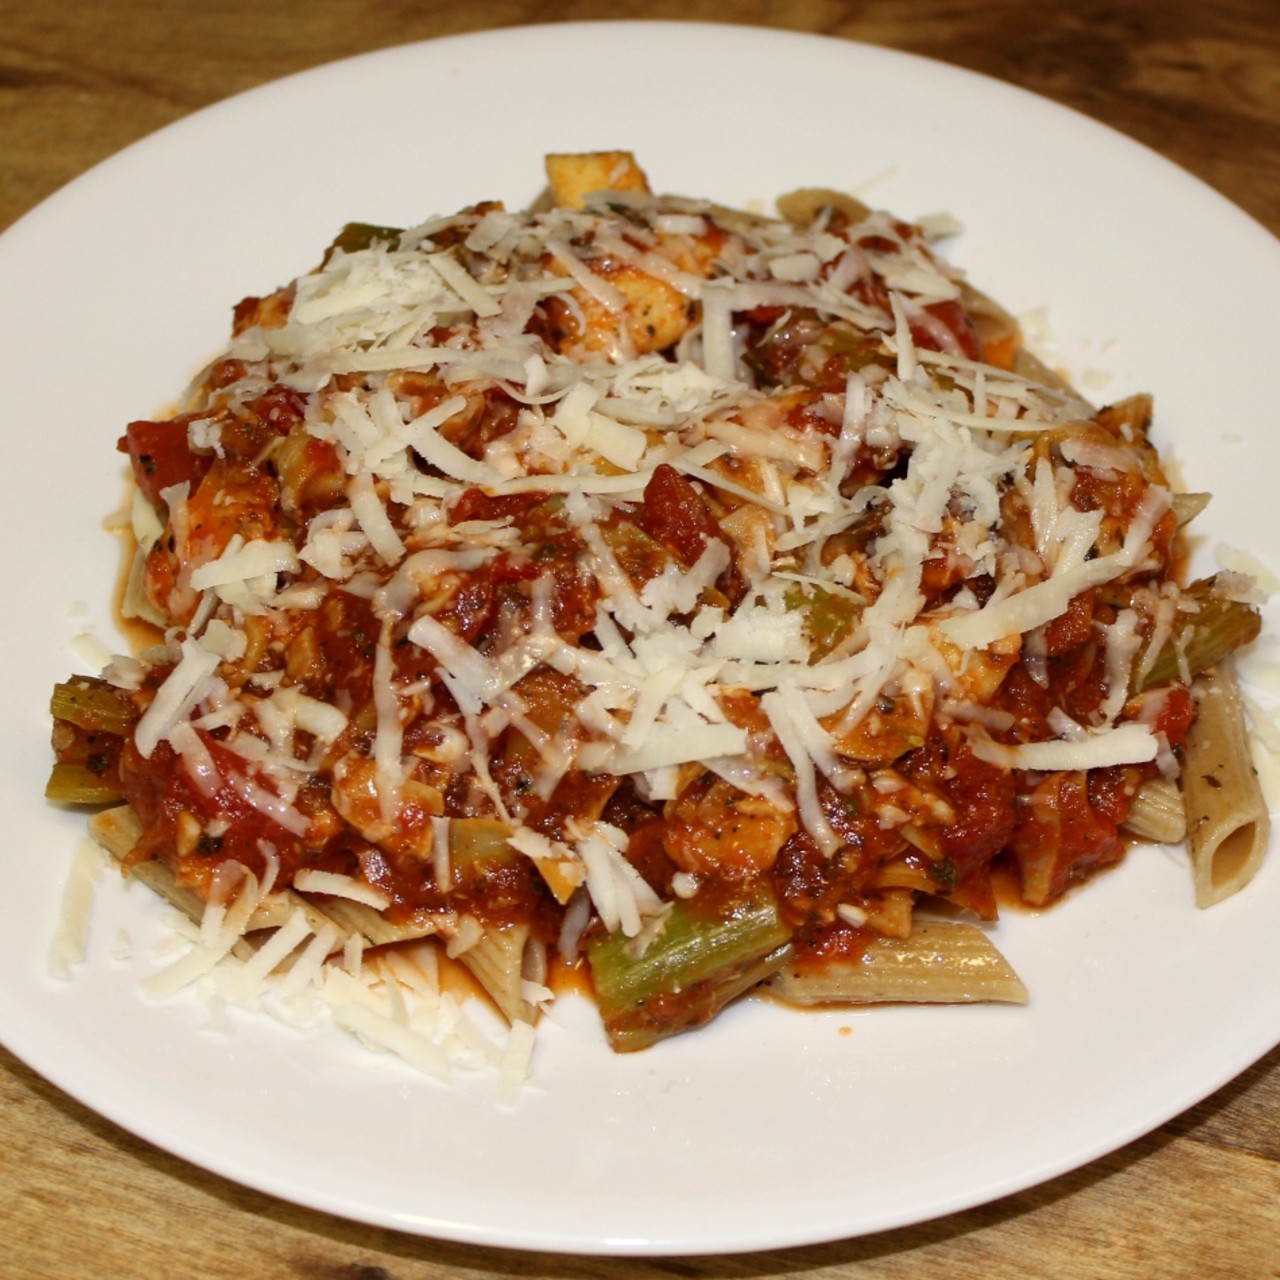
[1135,585,1261,691]
[599,518,674,586]
[448,817,517,870]
[784,583,862,662]
[49,679,133,736]
[324,222,404,262]
[45,762,124,806]
[587,890,793,1052]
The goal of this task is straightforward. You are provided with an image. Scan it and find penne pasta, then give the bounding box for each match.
[1170,491,1212,530]
[89,804,351,962]
[306,897,446,948]
[451,920,538,1025]
[1181,661,1271,907]
[775,186,874,228]
[1122,776,1187,845]
[767,921,1028,1007]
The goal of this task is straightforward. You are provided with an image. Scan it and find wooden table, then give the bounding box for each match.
[4,3,1279,1276]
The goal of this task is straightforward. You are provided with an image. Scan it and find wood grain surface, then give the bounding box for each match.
[4,3,1280,1277]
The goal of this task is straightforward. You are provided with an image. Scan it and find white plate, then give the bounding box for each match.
[3,21,1279,1256]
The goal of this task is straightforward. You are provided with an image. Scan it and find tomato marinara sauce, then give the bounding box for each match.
[48,152,1261,1071]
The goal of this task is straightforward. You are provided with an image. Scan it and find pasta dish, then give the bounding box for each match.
[47,152,1268,1074]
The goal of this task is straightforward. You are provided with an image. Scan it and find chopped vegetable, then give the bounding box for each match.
[587,890,793,1051]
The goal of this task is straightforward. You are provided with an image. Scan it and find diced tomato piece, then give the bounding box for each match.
[1009,769,1133,905]
[636,463,723,567]
[117,417,213,506]
[1149,685,1197,749]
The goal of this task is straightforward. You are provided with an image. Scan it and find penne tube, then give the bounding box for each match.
[89,804,350,960]
[1170,491,1211,530]
[86,802,141,860]
[1181,661,1271,907]
[767,920,1028,1006]
[308,897,445,948]
[453,920,537,1025]
[1122,776,1187,845]
[775,187,874,228]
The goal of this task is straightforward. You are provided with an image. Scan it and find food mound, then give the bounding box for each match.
[48,151,1264,1067]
